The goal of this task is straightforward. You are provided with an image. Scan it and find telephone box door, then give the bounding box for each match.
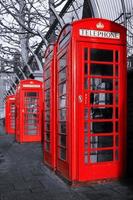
[77,42,126,181]
[22,90,42,142]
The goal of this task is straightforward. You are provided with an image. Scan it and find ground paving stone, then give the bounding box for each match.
[1,124,133,200]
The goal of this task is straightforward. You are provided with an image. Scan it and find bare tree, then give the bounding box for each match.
[0,0,49,72]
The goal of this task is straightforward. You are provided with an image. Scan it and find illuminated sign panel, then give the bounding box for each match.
[79,29,120,39]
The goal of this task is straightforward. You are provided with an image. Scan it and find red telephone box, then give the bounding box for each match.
[15,79,43,143]
[56,18,127,182]
[43,44,57,170]
[5,95,16,134]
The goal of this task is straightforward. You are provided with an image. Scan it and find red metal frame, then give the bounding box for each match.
[5,95,16,134]
[15,79,43,143]
[43,44,57,170]
[56,18,127,182]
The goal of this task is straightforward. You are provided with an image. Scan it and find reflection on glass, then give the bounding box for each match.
[59,109,66,121]
[91,78,113,90]
[59,54,66,70]
[90,150,113,163]
[45,79,50,89]
[59,95,66,108]
[91,108,113,119]
[84,78,88,90]
[59,82,66,95]
[91,122,113,133]
[44,67,50,79]
[59,68,66,82]
[90,49,113,62]
[45,89,50,99]
[90,136,113,148]
[90,64,113,76]
[90,93,113,105]
[84,48,88,60]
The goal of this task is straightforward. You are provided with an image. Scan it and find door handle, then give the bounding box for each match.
[78,95,83,103]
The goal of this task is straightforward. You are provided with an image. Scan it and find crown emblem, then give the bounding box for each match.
[96,22,104,29]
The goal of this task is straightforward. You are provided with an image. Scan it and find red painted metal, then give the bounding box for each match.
[55,18,127,182]
[15,79,43,143]
[5,95,16,134]
[43,44,57,170]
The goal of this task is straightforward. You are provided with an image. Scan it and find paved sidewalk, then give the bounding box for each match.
[0,126,133,200]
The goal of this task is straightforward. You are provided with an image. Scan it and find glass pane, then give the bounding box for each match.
[59,135,66,146]
[90,150,113,163]
[84,48,88,60]
[45,123,50,131]
[116,93,118,105]
[84,63,88,75]
[116,107,118,119]
[26,92,38,97]
[116,135,119,147]
[59,122,66,134]
[90,78,113,90]
[90,108,113,119]
[115,79,118,90]
[46,142,50,151]
[45,111,50,120]
[115,51,118,62]
[84,108,89,119]
[59,82,66,95]
[115,149,119,160]
[90,136,113,148]
[84,135,89,149]
[90,49,113,62]
[45,79,50,89]
[59,109,66,121]
[60,148,66,160]
[44,67,50,79]
[59,54,66,70]
[84,78,88,89]
[45,99,50,109]
[59,68,66,82]
[45,89,50,100]
[59,95,66,108]
[46,132,50,141]
[84,122,88,133]
[90,64,113,76]
[116,121,118,132]
[90,93,113,105]
[91,122,113,133]
[84,152,89,164]
[116,65,118,76]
